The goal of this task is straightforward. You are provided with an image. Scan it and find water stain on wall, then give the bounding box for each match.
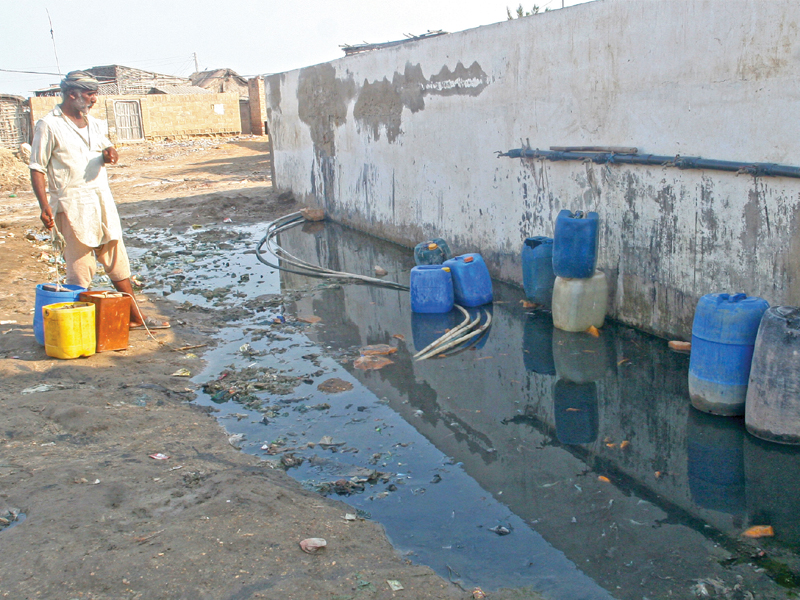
[353,61,489,142]
[297,63,356,157]
[266,74,284,114]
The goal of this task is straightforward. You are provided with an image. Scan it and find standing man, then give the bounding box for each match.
[29,70,168,330]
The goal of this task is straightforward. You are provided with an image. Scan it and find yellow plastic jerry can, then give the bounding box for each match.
[43,302,96,359]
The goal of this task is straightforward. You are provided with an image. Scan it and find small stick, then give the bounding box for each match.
[173,344,207,352]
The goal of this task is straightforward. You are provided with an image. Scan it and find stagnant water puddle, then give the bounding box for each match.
[126,220,800,599]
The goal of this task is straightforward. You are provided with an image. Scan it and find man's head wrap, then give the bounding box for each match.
[60,71,99,92]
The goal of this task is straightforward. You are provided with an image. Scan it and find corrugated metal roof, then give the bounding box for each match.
[149,85,212,95]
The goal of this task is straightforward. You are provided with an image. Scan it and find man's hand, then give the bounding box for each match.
[103,147,118,165]
[40,206,54,230]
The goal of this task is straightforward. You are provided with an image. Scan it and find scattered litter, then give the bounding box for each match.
[374,265,388,276]
[169,465,183,471]
[21,383,69,394]
[149,453,170,460]
[472,588,487,599]
[431,474,442,484]
[318,436,346,448]
[223,217,232,223]
[520,300,539,309]
[386,580,404,591]
[171,368,192,377]
[668,340,691,353]
[228,433,246,448]
[585,325,600,337]
[360,344,397,356]
[489,525,511,536]
[0,508,23,532]
[299,537,327,554]
[414,409,424,417]
[280,453,304,469]
[620,440,630,449]
[297,315,322,324]
[344,513,357,521]
[317,378,353,393]
[742,525,774,538]
[0,320,16,325]
[598,476,611,483]
[354,355,394,370]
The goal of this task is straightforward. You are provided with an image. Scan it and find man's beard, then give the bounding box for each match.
[74,96,92,116]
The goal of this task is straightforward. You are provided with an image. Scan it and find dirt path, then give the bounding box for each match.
[0,138,469,600]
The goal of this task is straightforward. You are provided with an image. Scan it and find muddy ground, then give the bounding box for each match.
[0,138,489,600]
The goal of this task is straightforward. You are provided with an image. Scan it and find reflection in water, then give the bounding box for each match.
[553,380,599,445]
[277,223,800,599]
[523,311,556,375]
[687,409,746,515]
[132,221,800,599]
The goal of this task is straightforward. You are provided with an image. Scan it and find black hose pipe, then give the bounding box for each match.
[498,148,800,179]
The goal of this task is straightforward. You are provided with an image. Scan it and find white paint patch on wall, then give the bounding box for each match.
[265,0,800,338]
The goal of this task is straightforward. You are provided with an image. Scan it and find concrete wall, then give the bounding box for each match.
[265,0,800,339]
[30,91,241,143]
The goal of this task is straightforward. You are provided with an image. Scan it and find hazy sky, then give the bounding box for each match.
[2,0,592,97]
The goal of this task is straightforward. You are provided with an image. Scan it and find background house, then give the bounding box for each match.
[191,68,251,134]
[29,64,241,143]
[0,94,30,150]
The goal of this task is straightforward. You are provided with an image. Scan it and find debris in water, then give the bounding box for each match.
[149,453,170,460]
[280,453,304,469]
[354,355,394,370]
[317,378,353,393]
[228,433,246,448]
[668,340,691,353]
[171,368,191,377]
[298,315,322,324]
[742,525,774,538]
[318,436,346,449]
[360,344,397,356]
[386,580,404,591]
[431,474,442,484]
[489,525,511,536]
[299,537,327,554]
[374,265,388,276]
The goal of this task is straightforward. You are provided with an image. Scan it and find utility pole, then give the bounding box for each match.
[46,9,61,74]
[193,52,199,74]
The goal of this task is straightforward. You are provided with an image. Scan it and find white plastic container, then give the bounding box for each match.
[552,271,608,332]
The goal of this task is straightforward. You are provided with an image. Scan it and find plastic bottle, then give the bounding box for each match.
[552,210,600,279]
[745,306,800,443]
[442,254,493,307]
[414,238,453,266]
[521,236,555,308]
[34,283,86,345]
[689,293,769,416]
[410,265,454,313]
[551,271,608,332]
